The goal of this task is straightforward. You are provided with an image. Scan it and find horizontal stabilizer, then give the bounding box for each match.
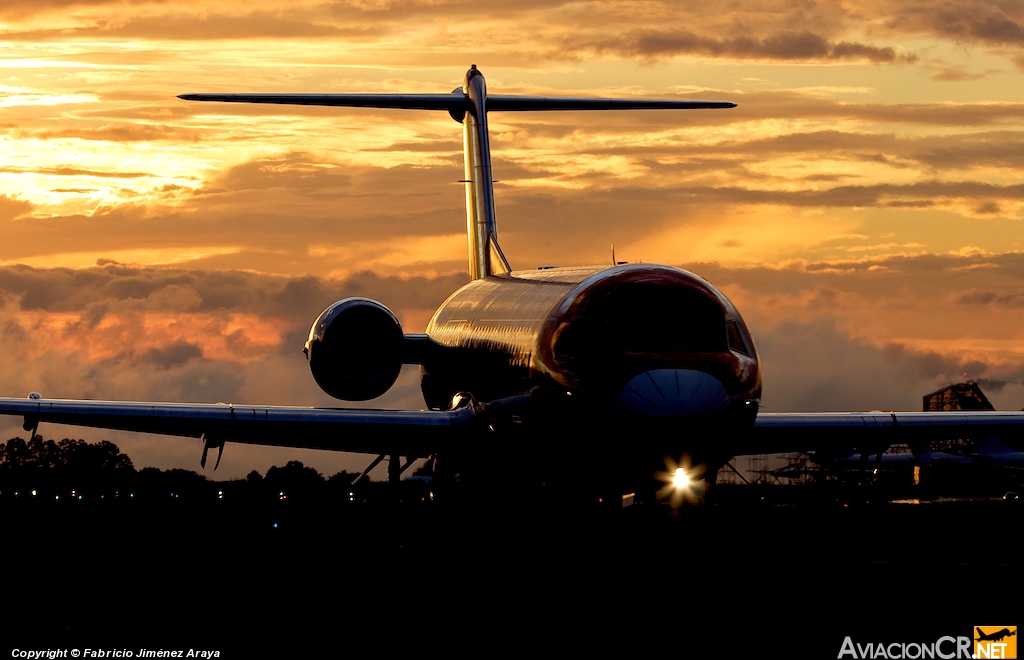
[487,96,735,111]
[177,93,472,110]
[178,93,735,111]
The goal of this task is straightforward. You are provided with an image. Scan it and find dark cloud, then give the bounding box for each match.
[830,41,914,62]
[931,68,988,81]
[579,30,914,63]
[909,132,1024,169]
[0,262,465,319]
[900,1,1024,45]
[975,377,1009,392]
[755,319,993,411]
[956,289,1024,307]
[136,341,203,369]
[0,0,1017,75]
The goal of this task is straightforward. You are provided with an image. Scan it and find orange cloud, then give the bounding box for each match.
[11,309,289,364]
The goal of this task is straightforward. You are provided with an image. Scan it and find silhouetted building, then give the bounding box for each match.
[923,382,994,412]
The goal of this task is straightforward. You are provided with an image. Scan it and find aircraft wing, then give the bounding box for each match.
[177,93,473,110]
[0,396,477,458]
[744,411,1024,455]
[4,395,1024,461]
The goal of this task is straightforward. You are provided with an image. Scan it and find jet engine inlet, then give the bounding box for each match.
[305,298,404,400]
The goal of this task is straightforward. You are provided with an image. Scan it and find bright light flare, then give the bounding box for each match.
[657,457,706,509]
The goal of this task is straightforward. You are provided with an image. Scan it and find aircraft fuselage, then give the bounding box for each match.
[421,263,761,431]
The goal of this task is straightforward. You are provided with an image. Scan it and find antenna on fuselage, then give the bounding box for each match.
[179,66,735,280]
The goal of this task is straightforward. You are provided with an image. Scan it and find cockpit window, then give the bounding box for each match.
[556,283,727,357]
[726,320,753,357]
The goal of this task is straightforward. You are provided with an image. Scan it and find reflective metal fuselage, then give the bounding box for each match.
[421,264,761,429]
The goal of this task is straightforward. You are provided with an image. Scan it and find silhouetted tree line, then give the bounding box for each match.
[0,435,391,503]
[246,460,368,502]
[0,435,135,497]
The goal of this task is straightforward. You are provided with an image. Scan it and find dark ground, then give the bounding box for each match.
[3,483,1020,657]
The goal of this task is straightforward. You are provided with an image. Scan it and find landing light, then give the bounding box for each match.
[658,459,701,509]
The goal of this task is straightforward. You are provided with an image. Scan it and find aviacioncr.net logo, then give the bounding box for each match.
[838,636,972,659]
[974,626,1017,659]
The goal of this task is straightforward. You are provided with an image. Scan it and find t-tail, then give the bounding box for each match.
[179,65,736,279]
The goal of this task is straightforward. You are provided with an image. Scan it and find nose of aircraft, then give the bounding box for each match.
[618,369,729,419]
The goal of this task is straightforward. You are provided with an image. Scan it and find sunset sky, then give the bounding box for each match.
[1,0,1022,478]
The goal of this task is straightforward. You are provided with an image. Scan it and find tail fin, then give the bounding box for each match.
[180,65,735,279]
[978,435,1012,455]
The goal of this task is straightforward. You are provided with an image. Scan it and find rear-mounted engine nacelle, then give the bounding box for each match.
[304,298,404,401]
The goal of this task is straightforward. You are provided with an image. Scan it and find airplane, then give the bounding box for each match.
[974,436,1024,470]
[762,441,973,485]
[2,64,1024,502]
[976,628,1016,643]
[825,441,974,472]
